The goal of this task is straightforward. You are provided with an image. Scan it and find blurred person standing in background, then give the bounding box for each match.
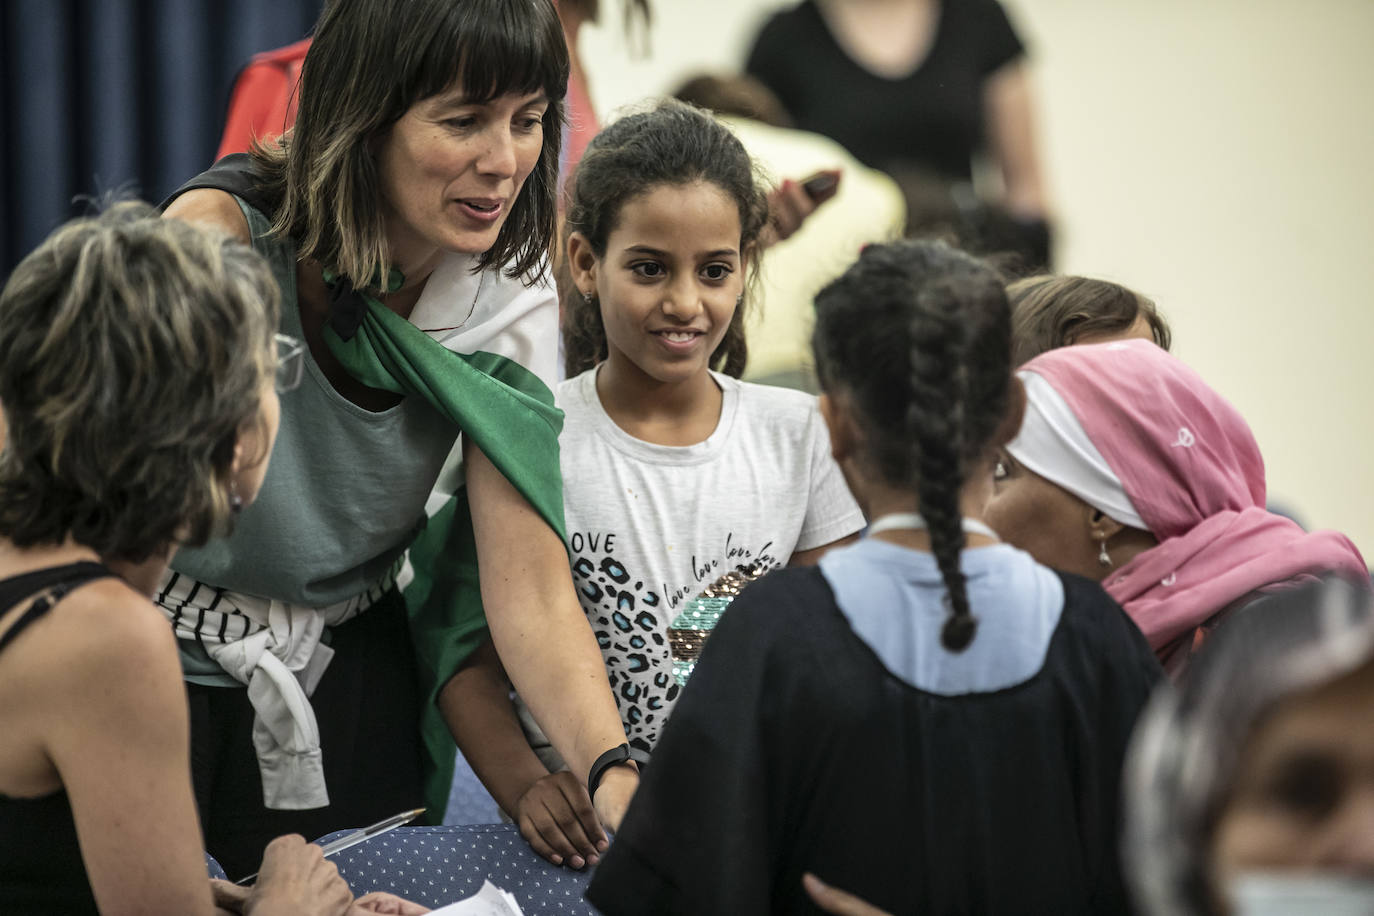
[745,0,1052,265]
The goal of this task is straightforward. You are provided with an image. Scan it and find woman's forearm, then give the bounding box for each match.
[984,62,1048,220]
[484,568,628,782]
[438,640,555,816]
[463,441,631,785]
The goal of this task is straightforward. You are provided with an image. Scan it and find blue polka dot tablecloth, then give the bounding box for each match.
[314,823,599,915]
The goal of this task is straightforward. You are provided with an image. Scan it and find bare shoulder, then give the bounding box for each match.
[163,188,252,245]
[1,577,183,756]
[56,579,182,694]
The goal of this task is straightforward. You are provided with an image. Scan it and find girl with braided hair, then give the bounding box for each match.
[586,238,1163,915]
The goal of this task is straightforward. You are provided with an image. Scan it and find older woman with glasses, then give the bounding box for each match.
[0,204,431,914]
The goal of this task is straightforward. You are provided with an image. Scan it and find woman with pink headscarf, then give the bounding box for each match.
[984,339,1369,674]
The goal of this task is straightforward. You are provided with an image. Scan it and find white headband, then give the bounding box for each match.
[1007,371,1147,531]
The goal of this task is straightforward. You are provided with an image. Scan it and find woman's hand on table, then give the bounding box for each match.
[211,877,251,914]
[351,891,432,914]
[211,845,429,915]
[516,771,607,869]
[234,834,354,916]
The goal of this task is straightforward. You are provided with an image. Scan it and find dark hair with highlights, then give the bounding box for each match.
[253,0,569,288]
[562,99,770,377]
[1008,274,1171,366]
[813,240,1012,651]
[0,202,279,563]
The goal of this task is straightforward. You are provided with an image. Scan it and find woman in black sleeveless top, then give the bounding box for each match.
[0,205,418,914]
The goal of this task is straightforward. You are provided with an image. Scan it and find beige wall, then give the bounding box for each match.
[580,0,1374,556]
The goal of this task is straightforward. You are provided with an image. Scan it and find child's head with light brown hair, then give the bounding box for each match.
[1008,275,1171,366]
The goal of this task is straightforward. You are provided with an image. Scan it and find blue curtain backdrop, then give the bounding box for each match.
[1,0,322,275]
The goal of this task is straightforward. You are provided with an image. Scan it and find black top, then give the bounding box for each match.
[586,566,1162,915]
[745,0,1025,180]
[0,561,115,915]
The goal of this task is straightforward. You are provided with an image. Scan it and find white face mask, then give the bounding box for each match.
[1229,872,1374,916]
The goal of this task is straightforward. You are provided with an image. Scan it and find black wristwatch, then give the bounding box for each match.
[588,743,650,799]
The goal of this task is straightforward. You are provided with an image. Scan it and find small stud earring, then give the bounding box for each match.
[1098,539,1111,568]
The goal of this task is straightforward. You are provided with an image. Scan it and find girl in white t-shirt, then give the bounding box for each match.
[554,99,864,750]
[448,99,864,871]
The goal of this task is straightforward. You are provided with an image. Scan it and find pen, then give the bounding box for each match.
[234,806,425,885]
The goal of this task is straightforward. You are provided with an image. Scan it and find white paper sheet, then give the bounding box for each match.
[425,880,525,916]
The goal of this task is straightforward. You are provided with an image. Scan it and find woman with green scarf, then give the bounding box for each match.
[163,0,634,879]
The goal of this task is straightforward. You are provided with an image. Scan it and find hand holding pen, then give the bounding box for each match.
[233,807,426,886]
[212,810,431,914]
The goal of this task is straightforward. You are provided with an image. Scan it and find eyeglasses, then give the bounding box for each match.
[275,333,305,393]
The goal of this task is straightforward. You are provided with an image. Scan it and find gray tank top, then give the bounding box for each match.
[170,200,458,606]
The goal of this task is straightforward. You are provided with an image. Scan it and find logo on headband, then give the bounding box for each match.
[1170,428,1195,448]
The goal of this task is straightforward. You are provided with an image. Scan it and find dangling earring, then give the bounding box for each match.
[229,479,243,515]
[1097,538,1111,568]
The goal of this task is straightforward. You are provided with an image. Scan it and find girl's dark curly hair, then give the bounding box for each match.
[562,99,769,378]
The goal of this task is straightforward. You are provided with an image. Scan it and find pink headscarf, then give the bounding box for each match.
[1019,340,1369,666]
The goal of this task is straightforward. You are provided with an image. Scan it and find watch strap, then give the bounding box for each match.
[588,742,650,798]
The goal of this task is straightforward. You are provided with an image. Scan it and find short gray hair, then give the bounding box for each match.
[0,202,280,562]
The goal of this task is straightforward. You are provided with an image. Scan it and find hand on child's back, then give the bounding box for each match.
[803,873,893,916]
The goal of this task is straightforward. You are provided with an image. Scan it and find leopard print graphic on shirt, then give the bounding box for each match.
[568,529,788,751]
[571,550,680,752]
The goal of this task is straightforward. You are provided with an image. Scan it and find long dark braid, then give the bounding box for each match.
[909,276,975,648]
[813,240,1011,652]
